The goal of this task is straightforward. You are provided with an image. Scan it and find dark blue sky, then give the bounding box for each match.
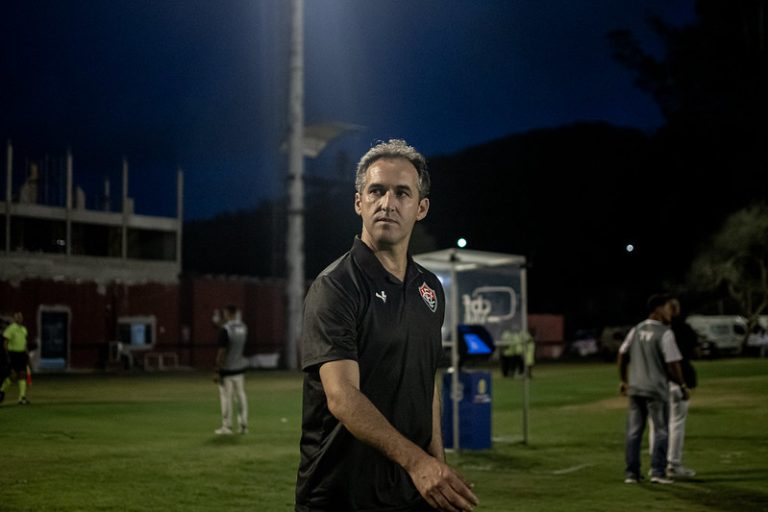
[1,1,695,220]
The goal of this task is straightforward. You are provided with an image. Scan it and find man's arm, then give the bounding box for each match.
[320,360,478,512]
[666,360,690,400]
[617,328,635,395]
[617,351,629,395]
[214,328,228,375]
[661,330,689,400]
[427,383,445,462]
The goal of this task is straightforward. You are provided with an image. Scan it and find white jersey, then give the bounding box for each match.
[620,319,681,400]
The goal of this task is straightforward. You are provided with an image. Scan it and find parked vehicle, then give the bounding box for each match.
[598,325,633,361]
[567,329,600,358]
[685,315,746,357]
[746,316,768,357]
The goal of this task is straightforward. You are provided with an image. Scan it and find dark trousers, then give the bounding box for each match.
[625,394,669,478]
[501,355,524,377]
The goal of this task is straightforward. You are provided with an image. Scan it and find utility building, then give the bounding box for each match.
[0,141,183,370]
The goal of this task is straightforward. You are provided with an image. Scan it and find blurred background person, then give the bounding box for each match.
[213,304,249,435]
[1,312,31,405]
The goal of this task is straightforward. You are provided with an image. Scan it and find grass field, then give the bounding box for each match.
[1,358,766,511]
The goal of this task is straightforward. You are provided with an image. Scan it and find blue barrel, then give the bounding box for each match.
[441,370,492,450]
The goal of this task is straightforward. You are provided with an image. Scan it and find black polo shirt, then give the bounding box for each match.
[295,237,445,512]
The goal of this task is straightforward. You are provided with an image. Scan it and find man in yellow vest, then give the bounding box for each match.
[524,327,536,378]
[501,329,526,377]
[1,312,30,405]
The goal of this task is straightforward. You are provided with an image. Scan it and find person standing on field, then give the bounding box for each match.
[1,312,30,405]
[648,297,698,477]
[500,330,526,378]
[295,139,479,511]
[618,294,688,484]
[214,304,249,435]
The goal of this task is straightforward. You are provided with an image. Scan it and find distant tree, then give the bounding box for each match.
[183,177,360,279]
[183,202,282,277]
[608,1,767,142]
[608,1,768,217]
[687,202,768,349]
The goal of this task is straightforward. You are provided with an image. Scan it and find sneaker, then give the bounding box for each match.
[18,397,29,405]
[650,475,674,484]
[214,426,233,435]
[667,465,696,478]
[624,477,639,484]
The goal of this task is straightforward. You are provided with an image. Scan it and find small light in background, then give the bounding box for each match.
[625,244,634,253]
[457,238,467,248]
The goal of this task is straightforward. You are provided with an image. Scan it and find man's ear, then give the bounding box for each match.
[354,192,362,216]
[416,197,430,221]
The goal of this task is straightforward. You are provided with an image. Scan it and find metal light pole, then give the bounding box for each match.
[450,252,461,453]
[285,0,304,370]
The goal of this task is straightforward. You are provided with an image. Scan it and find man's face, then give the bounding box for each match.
[355,157,429,249]
[670,299,681,318]
[13,312,23,324]
[659,302,675,324]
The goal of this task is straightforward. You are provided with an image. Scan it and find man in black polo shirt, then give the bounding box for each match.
[295,140,479,512]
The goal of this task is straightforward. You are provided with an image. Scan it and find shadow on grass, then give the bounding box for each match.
[204,434,248,446]
[452,447,541,473]
[22,400,179,407]
[690,432,767,443]
[666,477,768,512]
[694,468,768,484]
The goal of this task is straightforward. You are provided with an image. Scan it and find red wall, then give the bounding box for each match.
[0,279,180,368]
[528,313,565,359]
[183,276,286,368]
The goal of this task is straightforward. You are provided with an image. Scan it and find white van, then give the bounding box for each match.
[685,315,747,356]
[746,316,768,356]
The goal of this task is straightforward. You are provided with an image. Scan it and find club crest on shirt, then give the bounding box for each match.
[419,282,438,313]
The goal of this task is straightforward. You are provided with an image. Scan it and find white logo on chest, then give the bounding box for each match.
[375,291,387,303]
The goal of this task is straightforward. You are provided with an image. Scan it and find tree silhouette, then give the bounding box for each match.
[609,1,767,142]
[688,202,768,350]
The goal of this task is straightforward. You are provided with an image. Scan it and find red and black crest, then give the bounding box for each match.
[419,282,438,313]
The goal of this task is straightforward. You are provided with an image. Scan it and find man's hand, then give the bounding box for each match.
[680,385,690,401]
[619,381,628,396]
[408,455,479,512]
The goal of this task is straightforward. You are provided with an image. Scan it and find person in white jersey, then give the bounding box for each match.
[214,304,249,435]
[618,293,688,484]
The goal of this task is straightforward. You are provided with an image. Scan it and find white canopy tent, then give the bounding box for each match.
[414,248,530,450]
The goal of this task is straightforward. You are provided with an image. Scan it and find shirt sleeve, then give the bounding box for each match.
[618,327,636,354]
[661,329,682,363]
[300,275,359,371]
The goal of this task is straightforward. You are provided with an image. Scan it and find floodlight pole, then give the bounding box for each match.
[521,264,529,444]
[285,0,304,370]
[5,140,12,253]
[450,251,461,453]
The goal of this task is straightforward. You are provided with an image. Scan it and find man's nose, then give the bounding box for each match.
[380,190,396,210]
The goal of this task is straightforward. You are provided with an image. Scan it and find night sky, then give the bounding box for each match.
[1,0,695,220]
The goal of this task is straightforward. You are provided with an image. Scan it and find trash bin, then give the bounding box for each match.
[441,370,492,450]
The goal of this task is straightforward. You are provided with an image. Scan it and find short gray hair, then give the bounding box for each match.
[355,139,430,199]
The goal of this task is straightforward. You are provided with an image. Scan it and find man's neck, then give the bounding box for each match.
[360,236,409,282]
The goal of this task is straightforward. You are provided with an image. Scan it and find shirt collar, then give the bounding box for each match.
[351,236,422,285]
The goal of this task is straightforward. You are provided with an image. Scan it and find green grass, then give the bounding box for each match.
[1,359,767,511]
